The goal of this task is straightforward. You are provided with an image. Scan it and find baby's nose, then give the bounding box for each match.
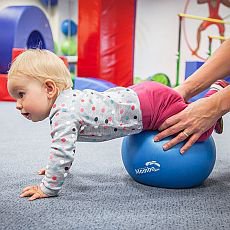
[16,101,22,110]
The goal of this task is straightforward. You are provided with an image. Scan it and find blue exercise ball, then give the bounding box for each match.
[121,131,216,189]
[61,19,77,36]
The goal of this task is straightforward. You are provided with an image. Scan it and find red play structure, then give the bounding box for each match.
[77,0,136,87]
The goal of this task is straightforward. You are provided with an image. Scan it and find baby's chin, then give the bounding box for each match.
[31,115,49,122]
[33,118,47,122]
[21,112,48,122]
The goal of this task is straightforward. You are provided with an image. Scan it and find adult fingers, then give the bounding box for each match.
[180,134,200,154]
[163,132,201,154]
[154,122,185,142]
[162,130,190,150]
[158,114,181,132]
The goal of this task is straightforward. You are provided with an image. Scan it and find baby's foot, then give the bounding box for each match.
[214,117,223,134]
[210,80,229,91]
[210,80,229,134]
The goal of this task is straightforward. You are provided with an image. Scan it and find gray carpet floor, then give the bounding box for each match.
[0,102,230,230]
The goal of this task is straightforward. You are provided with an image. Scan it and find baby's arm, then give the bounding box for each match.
[41,113,78,197]
[20,109,78,201]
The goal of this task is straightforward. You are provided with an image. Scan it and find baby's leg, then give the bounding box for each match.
[130,81,187,130]
[198,80,229,141]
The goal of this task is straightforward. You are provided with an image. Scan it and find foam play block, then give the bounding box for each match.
[185,61,204,79]
[0,74,15,101]
[12,48,25,61]
[0,6,54,73]
[224,75,230,83]
[78,0,136,87]
[73,76,116,91]
[185,61,207,102]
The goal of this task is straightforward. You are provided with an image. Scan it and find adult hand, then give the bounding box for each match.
[154,97,221,154]
[20,185,49,201]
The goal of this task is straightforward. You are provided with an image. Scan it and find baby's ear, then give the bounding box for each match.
[44,79,57,98]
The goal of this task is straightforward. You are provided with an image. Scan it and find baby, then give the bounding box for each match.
[7,49,226,201]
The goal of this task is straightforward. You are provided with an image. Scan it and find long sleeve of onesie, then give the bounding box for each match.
[40,101,79,196]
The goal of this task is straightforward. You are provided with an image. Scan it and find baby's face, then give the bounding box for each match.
[7,76,53,122]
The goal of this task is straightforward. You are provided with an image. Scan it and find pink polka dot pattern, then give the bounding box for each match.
[61,138,66,143]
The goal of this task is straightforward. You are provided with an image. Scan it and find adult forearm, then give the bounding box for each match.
[179,39,230,100]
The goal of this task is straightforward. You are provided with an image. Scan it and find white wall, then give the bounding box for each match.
[134,0,230,85]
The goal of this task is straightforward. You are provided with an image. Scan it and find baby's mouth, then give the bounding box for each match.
[22,113,31,120]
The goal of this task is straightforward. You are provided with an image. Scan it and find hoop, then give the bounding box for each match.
[183,0,206,61]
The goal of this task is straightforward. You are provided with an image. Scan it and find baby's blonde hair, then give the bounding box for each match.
[8,49,73,91]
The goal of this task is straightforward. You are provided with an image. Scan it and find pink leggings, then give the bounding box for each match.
[130,82,215,142]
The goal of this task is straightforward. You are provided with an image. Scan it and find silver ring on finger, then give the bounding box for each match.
[182,131,190,138]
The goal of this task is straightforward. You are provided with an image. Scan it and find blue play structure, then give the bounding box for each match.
[74,77,116,92]
[185,61,207,102]
[40,0,58,6]
[122,131,216,189]
[0,6,54,74]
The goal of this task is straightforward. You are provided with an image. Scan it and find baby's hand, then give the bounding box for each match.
[20,185,49,201]
[38,168,46,175]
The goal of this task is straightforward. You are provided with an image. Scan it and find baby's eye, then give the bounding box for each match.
[18,92,25,98]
